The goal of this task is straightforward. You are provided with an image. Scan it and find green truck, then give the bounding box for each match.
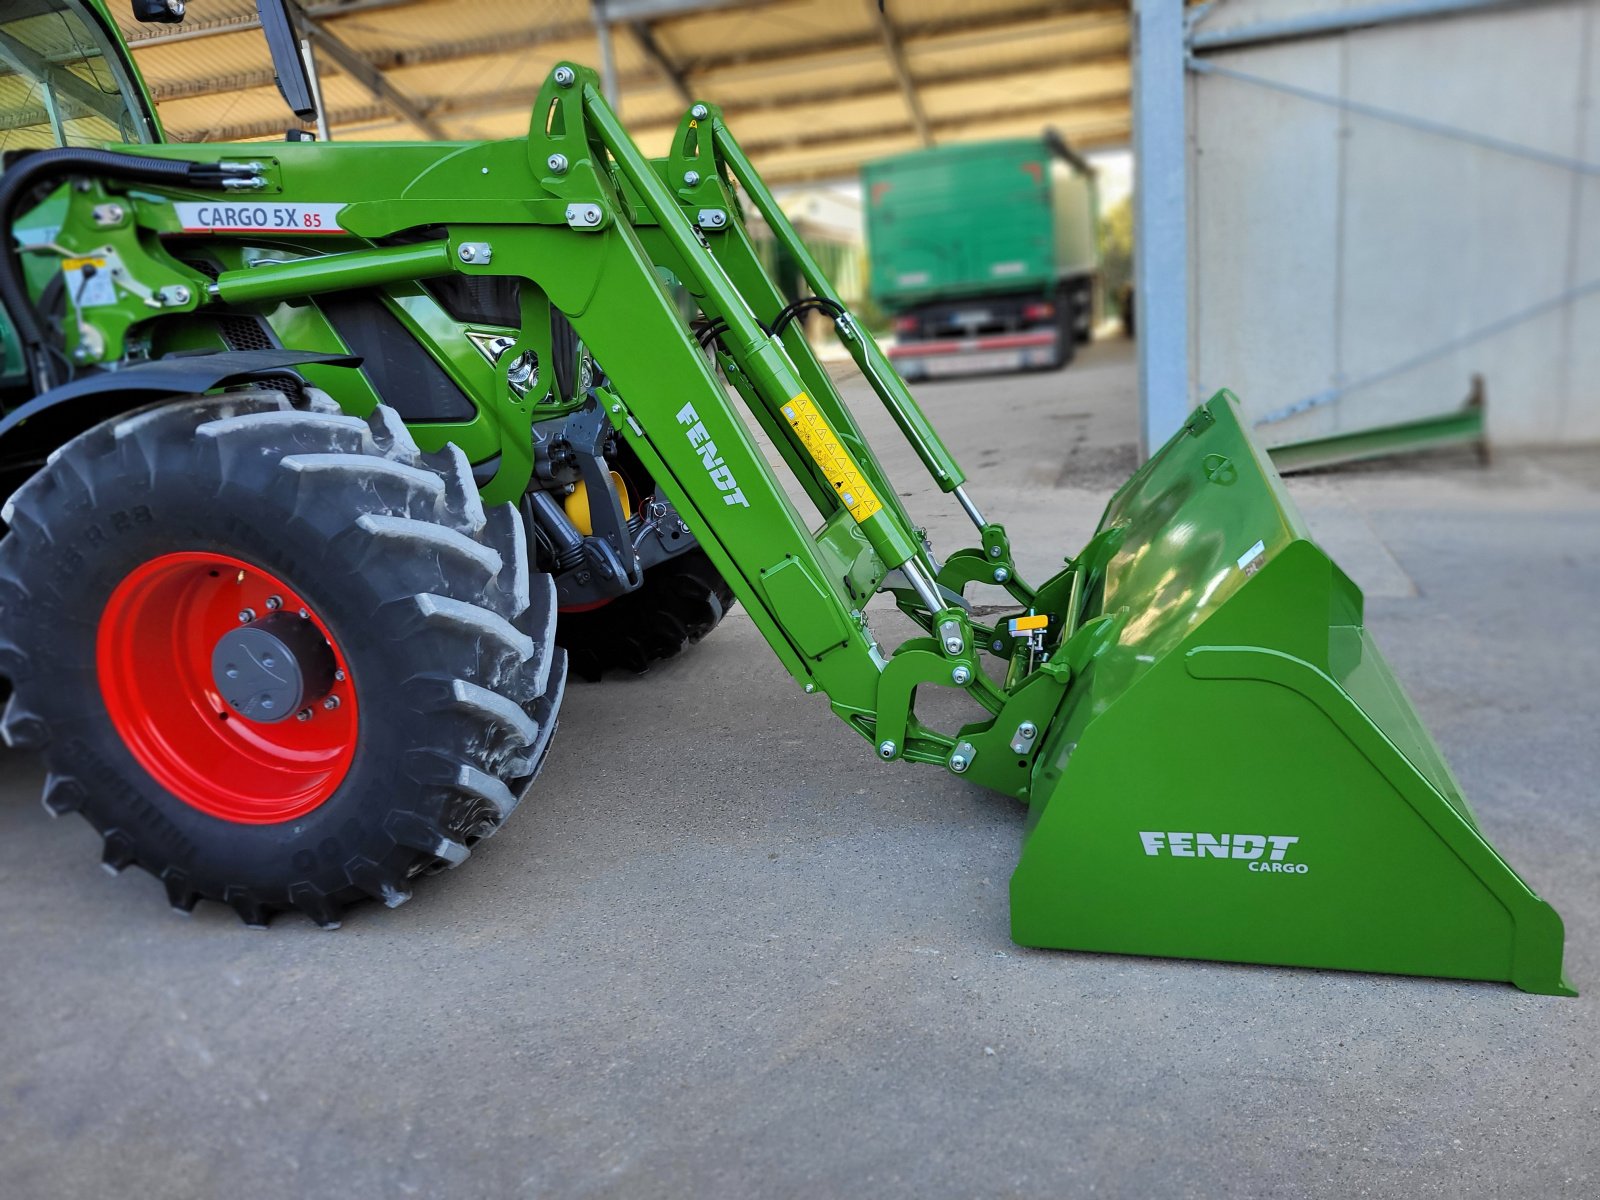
[863,133,1100,380]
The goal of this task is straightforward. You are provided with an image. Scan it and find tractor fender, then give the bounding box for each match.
[0,349,361,478]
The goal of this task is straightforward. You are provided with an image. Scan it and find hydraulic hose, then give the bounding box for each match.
[0,148,236,392]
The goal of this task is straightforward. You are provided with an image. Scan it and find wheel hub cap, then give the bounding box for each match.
[211,612,338,723]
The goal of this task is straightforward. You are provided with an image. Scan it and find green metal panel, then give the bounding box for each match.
[1012,393,1572,996]
[1267,405,1486,474]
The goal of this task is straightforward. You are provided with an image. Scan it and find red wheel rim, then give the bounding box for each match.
[96,552,358,824]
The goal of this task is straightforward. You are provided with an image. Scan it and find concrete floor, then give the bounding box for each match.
[2,341,1596,1199]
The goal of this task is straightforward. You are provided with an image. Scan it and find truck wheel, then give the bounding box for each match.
[1040,296,1076,371]
[558,550,734,680]
[0,391,564,927]
[1072,280,1095,345]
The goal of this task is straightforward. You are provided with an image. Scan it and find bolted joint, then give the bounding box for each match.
[951,666,972,686]
[1009,721,1039,755]
[683,169,701,187]
[546,153,569,175]
[553,66,576,87]
[993,567,1010,583]
[938,617,964,657]
[878,740,896,760]
[690,103,709,120]
[988,545,1003,559]
[458,242,493,265]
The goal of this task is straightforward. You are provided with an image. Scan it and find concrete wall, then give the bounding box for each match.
[1187,0,1599,446]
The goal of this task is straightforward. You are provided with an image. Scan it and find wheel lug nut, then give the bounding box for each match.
[265,595,282,611]
[334,669,346,682]
[296,708,312,722]
[297,608,309,619]
[322,695,340,711]
[237,608,255,623]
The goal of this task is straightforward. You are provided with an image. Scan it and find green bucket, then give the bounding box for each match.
[1011,391,1573,996]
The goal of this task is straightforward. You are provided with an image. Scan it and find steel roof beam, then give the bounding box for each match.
[676,1,1125,73]
[175,54,1128,143]
[601,0,769,18]
[296,11,450,139]
[124,0,422,45]
[737,89,1128,156]
[867,0,931,146]
[628,20,694,107]
[760,127,1127,184]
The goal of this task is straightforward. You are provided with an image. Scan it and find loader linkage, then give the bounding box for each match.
[6,54,1571,994]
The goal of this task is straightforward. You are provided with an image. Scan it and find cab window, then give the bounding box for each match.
[0,0,154,152]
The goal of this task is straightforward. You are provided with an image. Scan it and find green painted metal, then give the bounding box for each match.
[1012,393,1572,996]
[1,15,1572,993]
[1267,403,1487,474]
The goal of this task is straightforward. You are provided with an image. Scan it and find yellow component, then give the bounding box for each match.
[1009,614,1049,634]
[563,470,632,536]
[62,256,105,271]
[779,392,883,523]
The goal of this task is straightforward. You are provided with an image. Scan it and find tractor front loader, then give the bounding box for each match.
[0,2,1572,994]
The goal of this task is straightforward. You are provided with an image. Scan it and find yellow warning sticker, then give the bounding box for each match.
[779,392,882,523]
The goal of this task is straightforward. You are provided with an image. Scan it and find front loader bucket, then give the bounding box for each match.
[1011,391,1572,996]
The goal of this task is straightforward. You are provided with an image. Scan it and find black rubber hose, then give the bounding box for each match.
[768,295,845,337]
[0,148,224,392]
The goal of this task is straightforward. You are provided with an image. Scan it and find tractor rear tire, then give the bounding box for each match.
[554,432,735,681]
[0,390,564,927]
[557,550,734,681]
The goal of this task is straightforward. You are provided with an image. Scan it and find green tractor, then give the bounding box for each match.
[0,1,1573,994]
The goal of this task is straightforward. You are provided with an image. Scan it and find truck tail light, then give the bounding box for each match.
[1023,302,1056,322]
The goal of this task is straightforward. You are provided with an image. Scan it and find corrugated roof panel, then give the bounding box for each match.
[117,0,259,42]
[692,56,899,107]
[130,31,272,90]
[327,0,592,52]
[905,16,1128,76]
[653,0,877,58]
[104,0,1129,181]
[919,63,1129,120]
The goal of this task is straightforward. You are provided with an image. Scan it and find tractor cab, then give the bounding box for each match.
[0,0,158,396]
[0,1,156,151]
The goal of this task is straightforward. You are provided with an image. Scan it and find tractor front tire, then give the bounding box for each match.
[0,391,564,927]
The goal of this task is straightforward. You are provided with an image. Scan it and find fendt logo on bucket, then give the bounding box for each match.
[1139,831,1309,874]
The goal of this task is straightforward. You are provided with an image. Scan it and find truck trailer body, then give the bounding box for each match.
[864,135,1100,380]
